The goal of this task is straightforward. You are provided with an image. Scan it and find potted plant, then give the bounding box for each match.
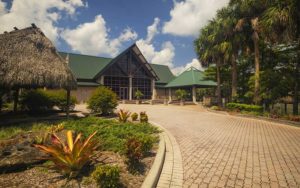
[175,89,187,106]
[135,90,144,104]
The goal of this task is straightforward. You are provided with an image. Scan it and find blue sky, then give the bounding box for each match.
[0,0,229,74]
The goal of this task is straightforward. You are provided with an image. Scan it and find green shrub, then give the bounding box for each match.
[138,134,156,156]
[20,89,54,112]
[92,165,120,188]
[87,86,118,115]
[226,103,263,113]
[175,89,187,101]
[140,111,148,123]
[131,112,138,121]
[210,106,220,111]
[47,90,77,111]
[20,89,77,112]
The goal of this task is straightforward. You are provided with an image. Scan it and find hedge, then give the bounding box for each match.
[20,89,77,112]
[226,103,263,113]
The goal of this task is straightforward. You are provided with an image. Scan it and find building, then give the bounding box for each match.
[59,43,216,103]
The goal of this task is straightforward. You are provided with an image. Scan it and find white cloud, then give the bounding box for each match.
[136,18,175,68]
[0,0,85,42]
[0,1,7,16]
[146,17,160,43]
[171,58,204,75]
[163,0,229,36]
[61,15,137,57]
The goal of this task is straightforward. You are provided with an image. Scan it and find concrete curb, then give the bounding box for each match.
[141,134,166,188]
[150,121,184,188]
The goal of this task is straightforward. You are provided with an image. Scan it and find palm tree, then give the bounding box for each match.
[231,0,268,104]
[195,19,225,106]
[216,7,241,100]
[260,0,300,114]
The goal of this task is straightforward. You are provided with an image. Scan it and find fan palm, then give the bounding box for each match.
[260,0,300,114]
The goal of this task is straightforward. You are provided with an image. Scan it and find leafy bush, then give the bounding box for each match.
[88,86,118,115]
[134,89,144,100]
[118,109,131,123]
[138,134,156,156]
[47,90,77,111]
[34,130,98,177]
[226,103,263,113]
[92,165,120,188]
[131,112,138,121]
[20,89,54,112]
[289,116,300,122]
[125,137,143,169]
[175,89,187,101]
[20,89,77,112]
[210,106,220,111]
[140,111,148,123]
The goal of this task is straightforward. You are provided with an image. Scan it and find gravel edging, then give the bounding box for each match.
[141,134,166,188]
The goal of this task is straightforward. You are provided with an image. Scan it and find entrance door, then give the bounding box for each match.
[120,87,128,100]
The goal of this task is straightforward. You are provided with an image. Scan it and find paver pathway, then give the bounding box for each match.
[118,104,300,188]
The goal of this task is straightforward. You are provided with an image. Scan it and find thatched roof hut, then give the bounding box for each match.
[0,24,77,90]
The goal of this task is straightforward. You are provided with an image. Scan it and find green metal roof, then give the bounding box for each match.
[165,67,217,88]
[150,64,175,84]
[59,52,112,80]
[77,81,100,86]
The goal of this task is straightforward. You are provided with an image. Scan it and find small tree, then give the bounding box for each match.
[175,89,187,105]
[88,86,118,115]
[134,89,144,104]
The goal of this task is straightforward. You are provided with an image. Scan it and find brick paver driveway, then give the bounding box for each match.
[119,104,300,188]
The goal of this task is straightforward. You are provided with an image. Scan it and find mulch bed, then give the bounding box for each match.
[0,131,157,187]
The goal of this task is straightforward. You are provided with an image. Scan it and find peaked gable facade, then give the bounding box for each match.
[61,44,216,103]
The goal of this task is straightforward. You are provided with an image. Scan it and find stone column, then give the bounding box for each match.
[151,79,156,100]
[129,76,132,100]
[168,88,172,102]
[192,86,197,104]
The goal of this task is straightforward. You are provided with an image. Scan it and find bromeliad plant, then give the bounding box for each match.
[118,109,131,123]
[34,130,98,177]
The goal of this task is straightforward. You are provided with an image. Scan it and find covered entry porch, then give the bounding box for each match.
[164,67,217,104]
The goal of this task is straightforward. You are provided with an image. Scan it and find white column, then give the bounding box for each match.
[168,88,172,102]
[129,76,132,100]
[100,76,104,85]
[151,79,156,100]
[192,86,197,104]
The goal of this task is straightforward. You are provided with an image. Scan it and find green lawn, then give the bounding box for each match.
[0,117,160,153]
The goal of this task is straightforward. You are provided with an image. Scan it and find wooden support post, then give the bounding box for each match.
[13,88,19,113]
[66,89,70,119]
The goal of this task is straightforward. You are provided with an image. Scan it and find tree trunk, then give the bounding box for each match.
[13,88,19,112]
[231,53,238,101]
[66,89,70,119]
[216,60,222,107]
[252,31,260,105]
[293,60,299,115]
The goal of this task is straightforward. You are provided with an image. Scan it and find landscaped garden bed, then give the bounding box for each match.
[208,103,300,125]
[0,116,160,187]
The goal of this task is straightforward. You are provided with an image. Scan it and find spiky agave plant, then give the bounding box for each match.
[118,109,131,123]
[34,130,98,177]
